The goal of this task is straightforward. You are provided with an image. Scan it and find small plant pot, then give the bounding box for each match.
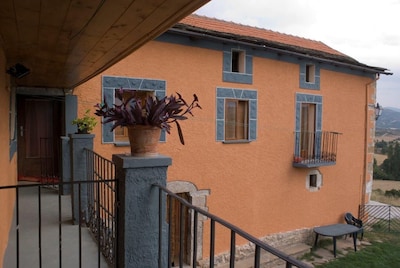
[127,125,161,157]
[77,127,89,134]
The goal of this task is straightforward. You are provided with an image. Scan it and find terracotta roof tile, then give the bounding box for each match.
[180,14,348,58]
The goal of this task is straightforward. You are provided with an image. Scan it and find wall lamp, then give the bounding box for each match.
[6,63,30,78]
[375,103,383,120]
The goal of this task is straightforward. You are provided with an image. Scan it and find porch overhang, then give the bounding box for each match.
[0,0,209,89]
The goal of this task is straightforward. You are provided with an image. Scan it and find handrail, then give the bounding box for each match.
[153,184,312,268]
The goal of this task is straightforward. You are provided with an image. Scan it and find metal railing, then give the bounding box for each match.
[85,149,117,266]
[293,131,341,168]
[40,137,59,185]
[359,204,400,233]
[154,184,311,268]
[1,181,114,268]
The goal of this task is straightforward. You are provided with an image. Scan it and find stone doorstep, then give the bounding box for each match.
[216,243,311,268]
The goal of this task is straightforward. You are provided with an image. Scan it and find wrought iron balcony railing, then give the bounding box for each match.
[293,131,341,168]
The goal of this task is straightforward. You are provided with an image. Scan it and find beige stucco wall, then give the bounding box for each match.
[0,44,17,264]
[74,39,375,256]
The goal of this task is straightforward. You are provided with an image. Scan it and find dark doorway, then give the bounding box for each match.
[17,95,64,183]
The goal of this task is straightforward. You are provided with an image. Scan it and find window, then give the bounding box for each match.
[309,174,317,188]
[294,93,322,159]
[299,62,320,90]
[231,50,245,73]
[306,170,322,191]
[305,64,315,83]
[114,90,154,142]
[216,88,257,142]
[294,93,340,168]
[225,99,248,140]
[101,76,166,144]
[223,46,253,84]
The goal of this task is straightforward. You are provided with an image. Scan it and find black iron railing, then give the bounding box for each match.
[40,137,59,185]
[293,131,341,168]
[359,204,400,233]
[85,149,117,266]
[1,181,114,268]
[154,184,311,268]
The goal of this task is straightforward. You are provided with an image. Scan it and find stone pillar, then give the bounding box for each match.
[69,133,94,224]
[112,154,172,268]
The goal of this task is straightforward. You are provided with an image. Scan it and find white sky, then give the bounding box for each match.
[195,0,400,108]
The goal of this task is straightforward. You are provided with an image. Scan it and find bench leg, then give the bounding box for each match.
[352,232,357,252]
[333,237,337,258]
[314,233,319,249]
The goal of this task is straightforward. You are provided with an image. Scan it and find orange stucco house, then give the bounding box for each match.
[71,14,390,261]
[0,4,390,264]
[0,1,210,264]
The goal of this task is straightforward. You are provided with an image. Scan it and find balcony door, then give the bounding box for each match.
[17,96,63,182]
[300,103,316,158]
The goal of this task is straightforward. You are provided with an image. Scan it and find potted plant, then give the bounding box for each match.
[94,88,201,156]
[72,109,97,134]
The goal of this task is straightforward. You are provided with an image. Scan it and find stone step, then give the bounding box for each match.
[217,243,311,268]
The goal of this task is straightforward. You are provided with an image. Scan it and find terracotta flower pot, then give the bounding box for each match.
[127,125,161,157]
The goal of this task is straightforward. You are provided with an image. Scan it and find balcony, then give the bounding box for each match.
[293,131,341,168]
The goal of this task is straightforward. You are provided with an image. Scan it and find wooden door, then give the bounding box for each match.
[167,192,190,266]
[17,96,62,182]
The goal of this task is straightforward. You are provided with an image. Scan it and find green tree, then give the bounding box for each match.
[380,142,400,180]
[375,139,388,154]
[374,158,393,180]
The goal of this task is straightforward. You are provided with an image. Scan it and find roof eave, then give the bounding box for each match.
[170,24,392,76]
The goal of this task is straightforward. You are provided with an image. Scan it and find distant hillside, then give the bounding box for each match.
[386,107,400,113]
[376,108,400,129]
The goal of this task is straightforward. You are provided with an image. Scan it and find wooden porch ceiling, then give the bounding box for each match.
[0,0,209,89]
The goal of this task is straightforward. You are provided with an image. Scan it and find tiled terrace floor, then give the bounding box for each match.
[3,183,109,268]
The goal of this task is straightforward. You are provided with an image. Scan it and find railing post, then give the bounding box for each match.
[69,133,94,224]
[389,206,391,232]
[60,136,71,195]
[112,154,172,268]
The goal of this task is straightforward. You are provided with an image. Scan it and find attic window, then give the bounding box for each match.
[306,64,315,83]
[232,50,245,73]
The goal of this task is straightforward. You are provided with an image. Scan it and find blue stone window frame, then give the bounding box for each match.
[101,76,166,144]
[223,46,253,84]
[294,93,323,156]
[299,62,320,90]
[216,87,257,142]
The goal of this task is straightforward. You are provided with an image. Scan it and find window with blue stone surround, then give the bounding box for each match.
[299,62,320,90]
[216,87,257,142]
[223,46,253,84]
[101,76,166,144]
[294,93,323,156]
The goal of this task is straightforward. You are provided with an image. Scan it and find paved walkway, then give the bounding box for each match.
[3,184,109,268]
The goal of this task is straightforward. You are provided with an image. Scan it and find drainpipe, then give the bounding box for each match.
[361,73,380,209]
